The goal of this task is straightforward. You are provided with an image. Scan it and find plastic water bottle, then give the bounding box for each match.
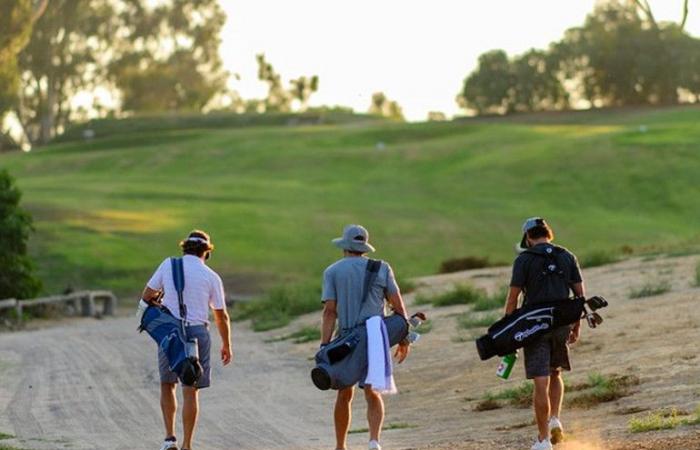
[407,314,424,344]
[496,353,517,380]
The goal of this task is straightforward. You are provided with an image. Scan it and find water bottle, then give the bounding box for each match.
[496,353,517,380]
[407,313,425,344]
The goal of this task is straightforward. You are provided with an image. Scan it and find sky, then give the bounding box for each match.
[219,0,700,121]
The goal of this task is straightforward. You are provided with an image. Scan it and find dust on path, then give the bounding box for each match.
[0,254,699,450]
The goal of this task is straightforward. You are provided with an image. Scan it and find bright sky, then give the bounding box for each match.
[219,0,700,121]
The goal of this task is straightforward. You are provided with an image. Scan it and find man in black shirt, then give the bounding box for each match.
[505,218,585,450]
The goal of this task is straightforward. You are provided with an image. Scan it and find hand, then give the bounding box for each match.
[221,345,232,366]
[394,342,410,364]
[568,327,580,345]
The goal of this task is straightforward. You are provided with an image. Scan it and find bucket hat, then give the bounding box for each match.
[332,224,376,253]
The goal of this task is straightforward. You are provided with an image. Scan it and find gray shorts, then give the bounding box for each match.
[523,324,572,379]
[158,325,212,388]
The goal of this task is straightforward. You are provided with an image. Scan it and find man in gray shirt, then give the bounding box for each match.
[321,224,410,450]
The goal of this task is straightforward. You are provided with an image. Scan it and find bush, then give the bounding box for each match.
[232,282,321,331]
[415,284,485,307]
[439,256,494,273]
[0,170,42,300]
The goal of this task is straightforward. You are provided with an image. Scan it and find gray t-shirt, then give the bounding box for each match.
[322,256,400,331]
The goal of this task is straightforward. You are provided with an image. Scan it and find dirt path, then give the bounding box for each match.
[1,254,699,450]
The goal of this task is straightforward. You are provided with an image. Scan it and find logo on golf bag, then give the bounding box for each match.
[514,323,550,342]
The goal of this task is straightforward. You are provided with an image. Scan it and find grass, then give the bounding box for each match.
[457,312,500,330]
[478,382,534,409]
[348,422,415,434]
[475,372,640,412]
[265,325,321,343]
[629,405,700,433]
[415,284,485,306]
[628,280,672,299]
[694,261,700,287]
[472,286,508,312]
[3,106,700,306]
[231,283,321,331]
[580,250,619,268]
[0,433,13,440]
[566,372,640,408]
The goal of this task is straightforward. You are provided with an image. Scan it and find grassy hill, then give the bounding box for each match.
[2,106,700,298]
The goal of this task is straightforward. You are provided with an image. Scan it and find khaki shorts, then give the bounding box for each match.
[523,324,572,379]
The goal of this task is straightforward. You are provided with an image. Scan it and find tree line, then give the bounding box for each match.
[457,0,698,115]
[0,0,406,150]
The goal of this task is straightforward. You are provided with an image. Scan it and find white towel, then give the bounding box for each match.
[364,315,397,395]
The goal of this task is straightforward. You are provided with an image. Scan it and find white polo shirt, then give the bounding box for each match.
[147,254,226,325]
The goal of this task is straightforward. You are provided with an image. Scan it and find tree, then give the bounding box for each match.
[289,75,319,112]
[368,92,404,120]
[0,170,41,300]
[256,54,291,112]
[15,0,228,146]
[457,50,513,114]
[0,0,47,130]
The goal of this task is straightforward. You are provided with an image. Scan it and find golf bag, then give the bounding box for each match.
[312,313,409,391]
[475,296,608,361]
[139,258,203,386]
[311,259,410,391]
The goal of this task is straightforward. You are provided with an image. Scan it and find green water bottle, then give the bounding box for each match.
[496,353,517,380]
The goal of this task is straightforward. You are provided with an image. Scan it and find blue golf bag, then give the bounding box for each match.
[139,258,203,386]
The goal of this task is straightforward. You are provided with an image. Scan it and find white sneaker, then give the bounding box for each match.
[531,438,553,450]
[549,416,564,445]
[368,440,382,450]
[160,438,178,450]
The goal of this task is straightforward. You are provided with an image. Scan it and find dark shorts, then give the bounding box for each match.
[158,325,212,388]
[523,324,572,379]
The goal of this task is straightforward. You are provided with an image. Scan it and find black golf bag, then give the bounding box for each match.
[475,296,608,361]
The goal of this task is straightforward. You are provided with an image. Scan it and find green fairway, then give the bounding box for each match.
[2,106,700,298]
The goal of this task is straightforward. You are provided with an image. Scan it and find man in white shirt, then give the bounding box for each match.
[140,230,232,450]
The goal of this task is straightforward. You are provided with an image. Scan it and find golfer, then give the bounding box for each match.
[505,218,584,450]
[140,230,232,450]
[320,224,410,450]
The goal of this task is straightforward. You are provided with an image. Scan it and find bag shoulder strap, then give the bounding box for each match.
[348,258,382,329]
[170,257,187,320]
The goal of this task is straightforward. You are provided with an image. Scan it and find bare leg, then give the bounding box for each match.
[364,388,385,443]
[181,386,199,449]
[533,376,551,441]
[549,369,564,419]
[160,383,177,439]
[334,387,354,450]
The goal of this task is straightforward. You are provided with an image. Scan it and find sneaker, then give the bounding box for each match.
[160,438,178,450]
[368,440,382,450]
[549,417,564,445]
[531,438,553,450]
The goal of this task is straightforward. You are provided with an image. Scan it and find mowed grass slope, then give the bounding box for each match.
[2,106,700,297]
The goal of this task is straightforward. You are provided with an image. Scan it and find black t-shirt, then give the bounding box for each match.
[510,243,583,306]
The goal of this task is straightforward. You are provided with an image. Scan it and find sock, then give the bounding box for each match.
[165,436,176,442]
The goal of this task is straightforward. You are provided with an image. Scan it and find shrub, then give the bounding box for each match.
[629,280,671,299]
[232,282,321,331]
[0,170,42,300]
[439,256,494,273]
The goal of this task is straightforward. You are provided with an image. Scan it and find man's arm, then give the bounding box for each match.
[569,282,586,344]
[387,291,410,363]
[504,286,522,315]
[212,308,232,365]
[321,300,337,345]
[140,286,162,304]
